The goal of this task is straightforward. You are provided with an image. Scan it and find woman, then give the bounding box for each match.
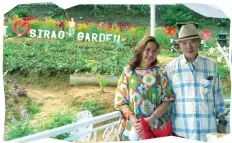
[115,36,174,141]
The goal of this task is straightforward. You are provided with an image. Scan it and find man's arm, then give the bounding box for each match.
[213,64,227,133]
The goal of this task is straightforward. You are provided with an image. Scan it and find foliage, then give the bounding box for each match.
[204,37,217,48]
[155,27,171,49]
[38,108,75,139]
[223,87,231,99]
[218,19,230,27]
[4,4,230,31]
[4,106,32,141]
[4,75,27,103]
[4,16,146,43]
[131,5,150,17]
[25,100,42,115]
[156,4,193,26]
[97,74,106,93]
[4,108,75,141]
[217,63,230,79]
[3,40,133,76]
[4,117,31,141]
[90,6,102,16]
[160,49,179,57]
[80,99,105,116]
[122,27,148,47]
[11,8,30,18]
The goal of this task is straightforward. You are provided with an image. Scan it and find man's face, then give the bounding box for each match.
[178,38,201,62]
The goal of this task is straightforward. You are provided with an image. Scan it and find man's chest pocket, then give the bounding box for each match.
[171,74,213,99]
[198,78,213,98]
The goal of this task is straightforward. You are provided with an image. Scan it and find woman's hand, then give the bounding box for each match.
[130,115,143,138]
[144,115,155,126]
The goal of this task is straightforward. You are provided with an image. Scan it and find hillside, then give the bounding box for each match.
[4,3,230,32]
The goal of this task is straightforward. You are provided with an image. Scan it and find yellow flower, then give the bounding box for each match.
[47,19,56,25]
[64,21,70,28]
[14,18,23,22]
[112,29,121,35]
[131,27,136,32]
[76,23,89,31]
[29,19,40,25]
[87,60,95,63]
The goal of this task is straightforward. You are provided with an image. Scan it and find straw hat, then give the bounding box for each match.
[175,24,201,42]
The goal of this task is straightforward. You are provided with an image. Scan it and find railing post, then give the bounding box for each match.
[94,131,97,142]
[150,4,156,36]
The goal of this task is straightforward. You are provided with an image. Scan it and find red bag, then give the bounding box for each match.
[153,114,173,137]
[140,114,173,140]
[140,115,156,139]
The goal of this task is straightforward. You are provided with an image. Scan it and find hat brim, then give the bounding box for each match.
[175,35,201,42]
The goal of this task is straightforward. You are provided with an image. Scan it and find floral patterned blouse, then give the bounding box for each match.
[115,66,174,141]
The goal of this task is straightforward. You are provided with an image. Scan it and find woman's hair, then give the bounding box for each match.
[129,36,160,70]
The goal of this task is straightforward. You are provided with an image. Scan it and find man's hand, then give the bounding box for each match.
[217,115,227,134]
[217,124,226,134]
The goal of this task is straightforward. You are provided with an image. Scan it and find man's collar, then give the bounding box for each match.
[180,54,200,65]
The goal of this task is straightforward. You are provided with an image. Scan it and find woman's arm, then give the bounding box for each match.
[145,101,170,125]
[119,105,143,137]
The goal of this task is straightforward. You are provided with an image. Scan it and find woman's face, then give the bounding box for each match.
[140,42,158,67]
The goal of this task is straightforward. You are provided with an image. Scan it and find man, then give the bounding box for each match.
[164,24,227,142]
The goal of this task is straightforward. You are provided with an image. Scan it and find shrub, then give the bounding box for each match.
[204,37,217,48]
[37,108,75,139]
[217,63,230,79]
[155,27,171,49]
[4,118,32,141]
[80,99,105,116]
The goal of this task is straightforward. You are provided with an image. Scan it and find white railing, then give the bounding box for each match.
[11,111,122,142]
[10,99,231,142]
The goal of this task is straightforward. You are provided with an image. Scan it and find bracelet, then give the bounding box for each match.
[218,119,228,126]
[151,112,157,118]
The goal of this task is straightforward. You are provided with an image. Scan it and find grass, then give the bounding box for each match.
[80,99,105,116]
[6,72,70,88]
[25,100,43,115]
[223,88,231,99]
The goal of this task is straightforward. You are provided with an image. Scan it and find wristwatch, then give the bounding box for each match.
[218,119,228,126]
